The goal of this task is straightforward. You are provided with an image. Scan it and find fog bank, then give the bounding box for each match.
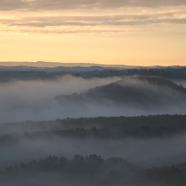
[0,76,186,123]
[1,134,186,168]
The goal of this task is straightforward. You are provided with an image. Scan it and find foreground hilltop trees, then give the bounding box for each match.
[3,154,186,186]
[3,155,144,186]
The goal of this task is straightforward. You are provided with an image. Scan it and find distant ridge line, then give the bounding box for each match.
[0,61,184,69]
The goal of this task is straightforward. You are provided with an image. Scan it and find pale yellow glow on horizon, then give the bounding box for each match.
[0,31,186,66]
[0,5,186,66]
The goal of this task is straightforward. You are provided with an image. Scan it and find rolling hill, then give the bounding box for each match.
[56,76,186,108]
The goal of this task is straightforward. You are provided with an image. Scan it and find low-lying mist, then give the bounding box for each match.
[0,76,121,123]
[0,75,186,123]
[1,133,186,169]
[173,79,186,88]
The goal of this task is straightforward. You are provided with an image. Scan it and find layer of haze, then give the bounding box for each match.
[173,80,186,88]
[0,76,122,123]
[0,75,186,124]
[1,134,186,168]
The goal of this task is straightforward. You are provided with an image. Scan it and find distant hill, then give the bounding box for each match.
[0,61,97,68]
[0,65,111,72]
[56,76,186,108]
[0,61,136,68]
[0,61,182,69]
[0,62,185,82]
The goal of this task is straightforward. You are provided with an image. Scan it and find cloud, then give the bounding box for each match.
[1,27,158,35]
[1,10,186,27]
[0,9,185,36]
[0,0,186,11]
[5,26,184,35]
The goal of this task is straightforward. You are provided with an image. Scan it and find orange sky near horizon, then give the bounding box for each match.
[0,0,186,66]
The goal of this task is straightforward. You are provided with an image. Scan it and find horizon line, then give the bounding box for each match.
[0,61,184,68]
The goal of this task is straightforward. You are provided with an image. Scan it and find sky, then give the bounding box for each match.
[0,0,186,66]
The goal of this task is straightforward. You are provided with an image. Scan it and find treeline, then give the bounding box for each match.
[0,66,186,82]
[52,114,186,134]
[127,67,186,79]
[1,115,186,143]
[3,154,186,186]
[148,163,186,185]
[4,154,138,174]
[3,155,144,186]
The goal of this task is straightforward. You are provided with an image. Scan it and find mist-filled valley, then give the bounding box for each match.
[1,115,186,185]
[0,66,186,185]
[0,75,186,123]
